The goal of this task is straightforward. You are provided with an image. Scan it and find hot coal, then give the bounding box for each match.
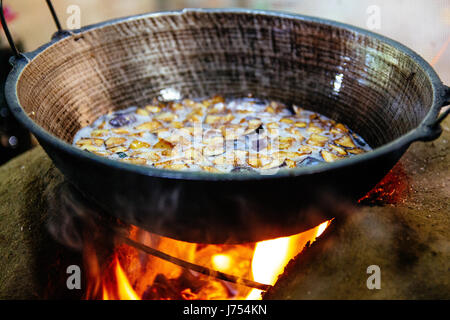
[142,271,212,300]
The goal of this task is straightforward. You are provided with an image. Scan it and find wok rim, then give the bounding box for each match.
[5,8,448,182]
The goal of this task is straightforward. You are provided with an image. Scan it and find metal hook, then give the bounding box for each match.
[45,0,62,32]
[0,0,62,59]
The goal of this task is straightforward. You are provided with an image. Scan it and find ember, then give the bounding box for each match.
[358,163,409,205]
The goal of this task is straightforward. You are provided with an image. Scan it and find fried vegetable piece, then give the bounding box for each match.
[244,119,262,135]
[79,145,100,152]
[91,129,109,137]
[135,121,162,132]
[307,123,324,134]
[105,137,127,148]
[284,158,297,168]
[261,157,285,170]
[129,140,151,149]
[248,154,273,168]
[156,112,177,122]
[321,150,342,162]
[222,125,245,140]
[108,146,128,153]
[278,137,295,150]
[294,121,307,128]
[335,135,356,148]
[76,138,104,147]
[145,105,161,113]
[111,128,130,135]
[334,123,349,133]
[329,144,347,155]
[91,151,109,157]
[131,151,161,162]
[171,121,184,129]
[347,148,365,154]
[154,160,189,170]
[307,134,329,147]
[153,138,174,150]
[297,145,314,155]
[120,158,147,165]
[201,166,223,173]
[136,108,149,116]
[280,118,294,124]
[166,163,189,170]
[273,151,302,161]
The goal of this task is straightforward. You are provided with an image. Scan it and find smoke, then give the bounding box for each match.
[45,181,121,251]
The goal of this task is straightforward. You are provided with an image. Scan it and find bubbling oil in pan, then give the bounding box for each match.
[73,95,371,173]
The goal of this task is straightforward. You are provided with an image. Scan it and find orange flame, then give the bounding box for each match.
[246,220,330,300]
[95,220,331,300]
[102,256,140,300]
[114,258,140,300]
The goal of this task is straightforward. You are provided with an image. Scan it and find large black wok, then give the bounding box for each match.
[2,3,449,243]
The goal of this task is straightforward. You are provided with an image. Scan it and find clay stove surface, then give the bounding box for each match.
[0,117,448,299]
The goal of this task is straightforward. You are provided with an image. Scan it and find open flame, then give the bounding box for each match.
[246,220,329,299]
[102,257,140,300]
[88,220,331,300]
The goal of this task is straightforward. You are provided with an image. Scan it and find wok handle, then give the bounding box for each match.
[410,85,450,142]
[0,0,61,59]
[414,85,450,142]
[434,85,450,126]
